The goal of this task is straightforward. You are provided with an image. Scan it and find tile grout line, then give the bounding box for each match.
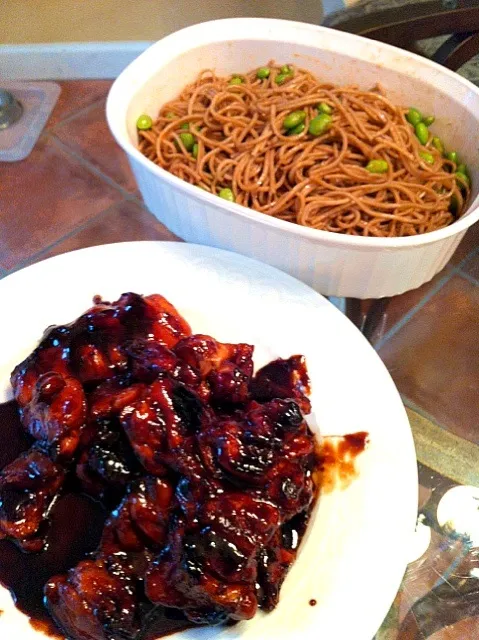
[455,244,479,270]
[47,95,110,133]
[375,268,455,351]
[46,132,136,200]
[401,395,459,436]
[455,268,479,287]
[2,199,129,276]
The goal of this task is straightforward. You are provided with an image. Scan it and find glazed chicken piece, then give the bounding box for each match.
[251,355,312,414]
[45,559,139,640]
[0,447,65,551]
[198,398,315,514]
[45,476,176,640]
[10,293,191,460]
[120,376,211,479]
[20,371,87,461]
[145,490,280,624]
[76,419,142,499]
[99,476,176,555]
[144,397,316,626]
[174,334,254,404]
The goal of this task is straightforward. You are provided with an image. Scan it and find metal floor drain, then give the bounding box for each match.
[0,82,61,162]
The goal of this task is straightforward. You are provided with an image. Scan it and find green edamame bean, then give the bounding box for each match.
[178,132,195,151]
[318,102,333,115]
[432,136,444,154]
[365,159,389,174]
[456,171,470,188]
[415,122,429,145]
[136,114,153,130]
[446,151,459,164]
[280,65,291,75]
[406,108,423,126]
[219,187,235,202]
[257,67,270,79]
[192,143,199,159]
[419,151,434,165]
[283,110,306,130]
[275,73,289,85]
[180,122,190,130]
[457,163,469,176]
[287,123,305,135]
[308,113,332,136]
[229,76,243,85]
[423,115,435,127]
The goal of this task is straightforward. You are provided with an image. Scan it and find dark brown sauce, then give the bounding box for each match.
[0,401,364,638]
[308,599,317,607]
[317,431,369,493]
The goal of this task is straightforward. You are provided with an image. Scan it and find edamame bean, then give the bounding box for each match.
[219,187,235,202]
[287,123,305,135]
[283,110,306,130]
[432,136,444,154]
[415,122,429,145]
[423,115,435,127]
[419,151,434,165]
[365,159,389,174]
[275,73,288,85]
[280,65,291,74]
[308,113,332,136]
[446,151,459,164]
[180,122,190,130]
[179,132,195,151]
[456,171,470,187]
[229,76,243,85]
[257,67,270,79]
[406,108,423,126]
[192,143,199,159]
[318,102,333,115]
[457,163,469,176]
[136,114,153,130]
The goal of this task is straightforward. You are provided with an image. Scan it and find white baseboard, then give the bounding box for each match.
[0,42,152,80]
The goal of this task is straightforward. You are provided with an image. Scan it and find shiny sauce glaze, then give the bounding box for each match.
[0,401,367,638]
[0,401,318,638]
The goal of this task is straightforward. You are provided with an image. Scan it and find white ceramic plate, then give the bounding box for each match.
[0,242,417,640]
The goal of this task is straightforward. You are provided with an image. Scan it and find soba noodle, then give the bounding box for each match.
[138,63,470,237]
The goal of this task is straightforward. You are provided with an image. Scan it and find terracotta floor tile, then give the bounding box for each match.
[0,136,124,270]
[53,100,136,192]
[379,275,479,443]
[366,267,452,345]
[41,200,179,261]
[47,80,113,128]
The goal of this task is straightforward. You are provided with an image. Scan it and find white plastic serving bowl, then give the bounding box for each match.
[107,18,479,299]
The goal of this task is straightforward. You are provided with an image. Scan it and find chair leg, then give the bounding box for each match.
[344,298,363,331]
[344,297,392,343]
[362,297,391,342]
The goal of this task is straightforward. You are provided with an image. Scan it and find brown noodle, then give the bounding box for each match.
[138,64,470,237]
